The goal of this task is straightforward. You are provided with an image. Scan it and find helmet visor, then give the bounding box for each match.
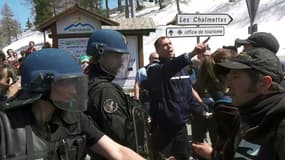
[100,52,130,75]
[118,53,130,74]
[50,75,88,112]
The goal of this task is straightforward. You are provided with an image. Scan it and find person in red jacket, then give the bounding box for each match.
[25,41,36,56]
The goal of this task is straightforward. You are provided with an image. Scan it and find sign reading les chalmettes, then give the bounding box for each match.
[177,13,233,25]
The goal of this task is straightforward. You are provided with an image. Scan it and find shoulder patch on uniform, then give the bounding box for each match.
[103,99,118,113]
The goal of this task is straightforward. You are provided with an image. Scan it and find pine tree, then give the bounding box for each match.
[33,0,53,25]
[25,18,33,31]
[0,2,21,44]
[0,30,6,48]
[10,20,22,40]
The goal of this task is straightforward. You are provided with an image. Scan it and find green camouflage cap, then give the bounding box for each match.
[235,32,280,53]
[217,47,284,83]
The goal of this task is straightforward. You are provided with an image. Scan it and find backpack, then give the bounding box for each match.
[88,79,152,159]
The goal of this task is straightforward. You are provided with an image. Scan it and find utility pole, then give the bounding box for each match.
[125,0,129,18]
[176,0,181,14]
[246,0,260,34]
[130,0,136,18]
[196,12,200,44]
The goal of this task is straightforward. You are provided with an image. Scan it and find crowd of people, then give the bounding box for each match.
[0,29,284,160]
[135,31,285,160]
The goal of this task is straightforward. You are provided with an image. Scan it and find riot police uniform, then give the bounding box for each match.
[0,49,104,160]
[0,104,103,160]
[87,65,135,149]
[85,29,151,159]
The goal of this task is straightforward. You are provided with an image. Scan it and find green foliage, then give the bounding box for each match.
[33,0,53,25]
[25,18,33,31]
[95,8,106,16]
[79,0,103,13]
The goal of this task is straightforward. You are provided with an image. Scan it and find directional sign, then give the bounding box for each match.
[177,13,233,25]
[166,26,225,38]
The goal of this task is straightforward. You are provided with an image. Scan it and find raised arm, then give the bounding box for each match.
[143,41,209,91]
[90,135,145,160]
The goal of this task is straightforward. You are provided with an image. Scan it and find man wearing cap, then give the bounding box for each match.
[235,32,280,53]
[235,32,285,87]
[192,47,285,160]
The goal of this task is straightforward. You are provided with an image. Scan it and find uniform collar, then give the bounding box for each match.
[90,63,115,81]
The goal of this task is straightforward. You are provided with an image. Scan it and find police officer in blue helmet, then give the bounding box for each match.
[21,48,88,113]
[86,29,130,77]
[85,29,157,159]
[0,48,146,160]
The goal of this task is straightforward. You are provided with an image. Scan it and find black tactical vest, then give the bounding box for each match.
[0,110,86,160]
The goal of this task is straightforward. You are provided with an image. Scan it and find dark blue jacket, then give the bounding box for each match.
[142,54,203,130]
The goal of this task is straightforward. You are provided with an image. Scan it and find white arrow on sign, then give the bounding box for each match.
[166,26,225,38]
[177,13,233,25]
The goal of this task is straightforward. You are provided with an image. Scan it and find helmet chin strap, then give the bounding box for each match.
[99,63,117,76]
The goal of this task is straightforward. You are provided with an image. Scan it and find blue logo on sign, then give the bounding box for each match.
[64,23,95,32]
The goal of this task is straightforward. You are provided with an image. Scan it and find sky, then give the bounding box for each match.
[0,0,118,30]
[0,0,32,30]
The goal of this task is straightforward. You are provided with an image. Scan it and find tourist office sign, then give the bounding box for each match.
[166,26,225,38]
[176,13,233,25]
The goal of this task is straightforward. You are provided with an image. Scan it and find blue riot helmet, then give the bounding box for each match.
[86,29,129,56]
[21,48,88,112]
[86,29,130,75]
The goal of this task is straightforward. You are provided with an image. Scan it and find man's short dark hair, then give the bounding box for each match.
[244,69,284,92]
[154,36,167,51]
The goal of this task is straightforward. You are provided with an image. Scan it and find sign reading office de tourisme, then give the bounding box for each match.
[166,26,225,38]
[177,13,233,25]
